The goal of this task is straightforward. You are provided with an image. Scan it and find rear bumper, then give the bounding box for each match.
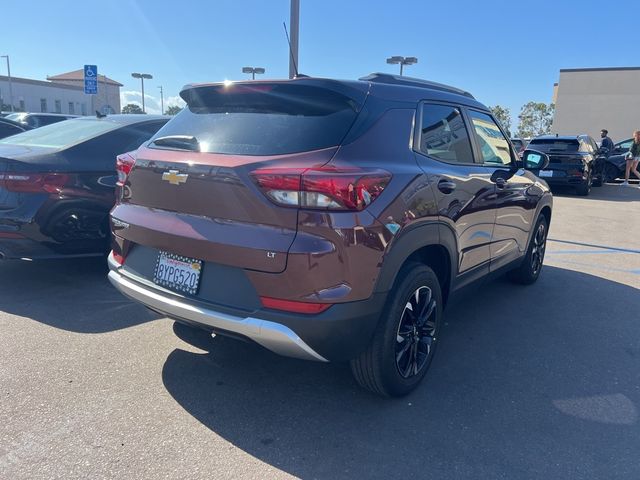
[107,253,386,362]
[541,172,588,186]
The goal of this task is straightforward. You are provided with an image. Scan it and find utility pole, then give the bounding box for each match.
[158,85,164,114]
[1,55,14,112]
[289,0,300,79]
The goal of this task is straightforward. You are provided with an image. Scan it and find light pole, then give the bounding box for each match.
[131,72,153,113]
[242,67,265,80]
[158,85,164,114]
[1,55,14,112]
[386,56,418,76]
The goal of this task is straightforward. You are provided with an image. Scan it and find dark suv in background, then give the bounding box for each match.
[526,134,599,195]
[108,74,552,396]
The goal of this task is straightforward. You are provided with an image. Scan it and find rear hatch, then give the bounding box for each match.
[113,80,368,273]
[528,138,587,177]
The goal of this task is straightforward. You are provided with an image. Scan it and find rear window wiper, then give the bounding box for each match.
[150,135,200,152]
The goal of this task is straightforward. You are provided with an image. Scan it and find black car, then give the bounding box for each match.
[601,138,633,182]
[4,112,78,129]
[0,117,31,140]
[0,114,168,260]
[527,135,598,195]
[510,138,528,155]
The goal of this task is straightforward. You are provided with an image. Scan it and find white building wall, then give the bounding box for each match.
[51,78,121,114]
[0,77,90,115]
[551,68,640,142]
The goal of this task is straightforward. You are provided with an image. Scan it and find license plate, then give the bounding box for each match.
[538,170,553,177]
[153,251,202,295]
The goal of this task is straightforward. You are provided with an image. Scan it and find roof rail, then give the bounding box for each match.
[359,72,475,99]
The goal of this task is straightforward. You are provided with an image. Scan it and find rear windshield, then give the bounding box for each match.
[150,84,362,155]
[0,118,121,149]
[528,139,579,152]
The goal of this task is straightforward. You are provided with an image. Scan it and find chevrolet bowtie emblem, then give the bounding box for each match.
[162,170,188,185]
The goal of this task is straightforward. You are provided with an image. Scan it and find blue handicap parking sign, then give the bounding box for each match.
[84,65,98,94]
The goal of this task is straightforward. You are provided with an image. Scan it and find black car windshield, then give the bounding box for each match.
[150,83,363,156]
[0,118,121,149]
[528,138,579,152]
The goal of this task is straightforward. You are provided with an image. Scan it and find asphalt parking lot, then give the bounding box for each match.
[1,184,638,479]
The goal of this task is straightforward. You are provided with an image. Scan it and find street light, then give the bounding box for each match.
[158,85,164,115]
[386,56,418,76]
[242,67,265,80]
[1,55,14,112]
[131,72,153,113]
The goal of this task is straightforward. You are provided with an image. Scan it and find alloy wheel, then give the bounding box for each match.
[530,222,547,275]
[395,286,437,379]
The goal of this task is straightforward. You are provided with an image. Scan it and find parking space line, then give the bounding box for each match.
[548,238,640,255]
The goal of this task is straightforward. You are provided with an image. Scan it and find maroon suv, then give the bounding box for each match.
[108,73,552,396]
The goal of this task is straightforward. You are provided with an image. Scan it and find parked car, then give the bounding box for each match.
[4,112,78,128]
[601,138,634,182]
[510,137,528,155]
[107,74,552,397]
[0,114,168,260]
[0,117,31,139]
[526,134,599,195]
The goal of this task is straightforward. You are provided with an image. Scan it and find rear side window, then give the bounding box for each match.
[151,84,363,156]
[417,104,474,164]
[469,110,513,165]
[617,140,632,150]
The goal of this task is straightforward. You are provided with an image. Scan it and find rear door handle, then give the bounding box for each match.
[437,179,457,194]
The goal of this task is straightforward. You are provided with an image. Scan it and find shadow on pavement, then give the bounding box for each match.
[551,183,640,201]
[162,266,640,479]
[0,257,158,333]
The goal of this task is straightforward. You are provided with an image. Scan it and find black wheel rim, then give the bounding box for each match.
[530,222,547,275]
[395,286,437,379]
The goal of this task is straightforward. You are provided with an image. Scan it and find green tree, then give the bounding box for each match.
[165,105,182,116]
[490,105,512,136]
[516,102,555,138]
[121,103,145,114]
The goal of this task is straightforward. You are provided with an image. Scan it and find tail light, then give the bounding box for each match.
[251,166,391,211]
[116,152,136,186]
[111,251,125,266]
[0,173,70,193]
[260,296,332,314]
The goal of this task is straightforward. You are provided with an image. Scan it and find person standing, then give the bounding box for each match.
[600,129,614,153]
[623,130,640,187]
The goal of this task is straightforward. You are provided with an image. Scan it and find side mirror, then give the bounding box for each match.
[522,149,550,170]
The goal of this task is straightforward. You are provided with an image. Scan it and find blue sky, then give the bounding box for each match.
[3,0,636,125]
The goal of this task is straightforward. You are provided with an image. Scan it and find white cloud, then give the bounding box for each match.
[120,90,185,115]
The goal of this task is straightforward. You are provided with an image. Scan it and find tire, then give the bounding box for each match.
[575,171,591,196]
[604,163,620,183]
[350,263,443,397]
[592,175,603,187]
[508,215,548,285]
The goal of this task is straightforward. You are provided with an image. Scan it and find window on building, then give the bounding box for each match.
[81,103,87,116]
[54,100,62,114]
[19,100,25,112]
[69,102,75,115]
[418,104,474,164]
[40,99,47,113]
